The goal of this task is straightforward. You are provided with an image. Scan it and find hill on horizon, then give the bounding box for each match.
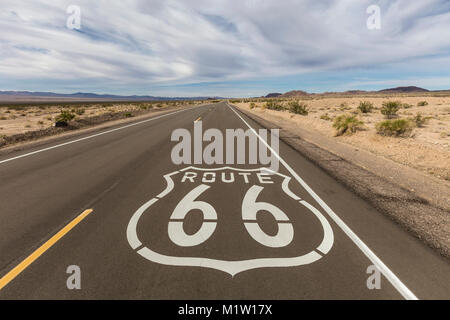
[377,86,430,93]
[267,86,443,98]
[281,90,309,98]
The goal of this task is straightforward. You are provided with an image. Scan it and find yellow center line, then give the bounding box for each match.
[0,209,94,291]
[194,117,202,122]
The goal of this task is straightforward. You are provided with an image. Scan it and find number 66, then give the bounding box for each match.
[168,185,294,248]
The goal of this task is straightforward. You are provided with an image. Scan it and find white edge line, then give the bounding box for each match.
[0,107,199,165]
[227,102,418,300]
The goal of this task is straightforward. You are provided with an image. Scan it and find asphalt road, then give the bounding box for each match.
[0,102,448,299]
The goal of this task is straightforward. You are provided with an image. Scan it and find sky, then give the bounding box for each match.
[1,0,450,97]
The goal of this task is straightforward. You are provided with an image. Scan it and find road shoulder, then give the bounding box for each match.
[234,104,450,258]
[0,105,201,158]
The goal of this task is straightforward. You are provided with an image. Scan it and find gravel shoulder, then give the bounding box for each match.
[235,104,450,258]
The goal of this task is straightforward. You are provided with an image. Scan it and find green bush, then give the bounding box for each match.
[288,101,308,115]
[411,113,431,128]
[249,102,257,109]
[381,101,401,118]
[55,110,76,124]
[417,101,429,107]
[358,101,374,113]
[376,119,413,136]
[74,108,85,115]
[320,113,331,121]
[265,100,284,111]
[124,112,133,118]
[333,115,364,136]
[402,103,413,109]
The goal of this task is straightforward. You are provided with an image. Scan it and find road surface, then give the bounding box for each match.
[0,102,448,299]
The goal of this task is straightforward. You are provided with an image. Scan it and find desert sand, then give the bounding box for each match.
[236,95,450,182]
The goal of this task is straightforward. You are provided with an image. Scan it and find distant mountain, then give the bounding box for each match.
[265,93,282,98]
[344,90,369,94]
[0,91,222,102]
[378,86,429,93]
[281,90,309,98]
[263,86,441,98]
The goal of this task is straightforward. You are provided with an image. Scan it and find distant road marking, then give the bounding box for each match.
[227,103,418,300]
[0,209,93,291]
[0,107,200,165]
[195,117,202,122]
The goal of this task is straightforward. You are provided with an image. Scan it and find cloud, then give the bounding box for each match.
[0,0,449,95]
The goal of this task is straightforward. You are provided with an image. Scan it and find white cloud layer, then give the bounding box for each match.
[1,0,450,95]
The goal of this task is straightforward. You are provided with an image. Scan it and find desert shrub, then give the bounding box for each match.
[139,104,151,110]
[288,101,308,115]
[358,101,374,113]
[0,116,6,120]
[320,113,331,121]
[381,101,401,118]
[417,101,429,107]
[265,100,284,111]
[55,110,76,125]
[74,108,85,115]
[333,115,364,136]
[402,103,413,109]
[249,102,257,109]
[376,119,414,136]
[411,113,431,128]
[124,112,133,118]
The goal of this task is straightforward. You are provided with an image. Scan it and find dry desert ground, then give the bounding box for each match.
[0,102,172,136]
[236,95,450,182]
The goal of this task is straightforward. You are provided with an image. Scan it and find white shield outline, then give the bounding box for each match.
[127,167,334,277]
